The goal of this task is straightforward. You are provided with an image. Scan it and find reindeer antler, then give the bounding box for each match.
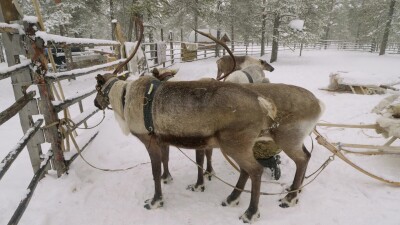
[113,17,144,75]
[194,29,236,81]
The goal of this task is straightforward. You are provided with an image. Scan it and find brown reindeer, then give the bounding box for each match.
[94,21,324,223]
[154,32,324,208]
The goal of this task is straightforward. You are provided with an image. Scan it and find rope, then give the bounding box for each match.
[176,147,332,196]
[43,111,148,172]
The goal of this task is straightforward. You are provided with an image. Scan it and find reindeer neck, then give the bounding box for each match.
[108,80,128,119]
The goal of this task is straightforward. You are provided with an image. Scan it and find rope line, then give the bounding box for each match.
[176,147,333,196]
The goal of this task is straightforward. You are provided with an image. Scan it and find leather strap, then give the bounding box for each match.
[143,80,161,134]
[242,70,254,83]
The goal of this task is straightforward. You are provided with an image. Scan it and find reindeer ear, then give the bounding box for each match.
[96,74,106,85]
[152,68,160,76]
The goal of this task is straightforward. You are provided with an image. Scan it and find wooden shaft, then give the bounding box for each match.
[317,122,377,129]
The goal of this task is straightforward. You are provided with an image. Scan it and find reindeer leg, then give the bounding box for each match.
[221,169,248,207]
[219,138,263,223]
[187,149,206,192]
[204,148,215,180]
[161,145,173,184]
[279,143,311,208]
[136,134,164,209]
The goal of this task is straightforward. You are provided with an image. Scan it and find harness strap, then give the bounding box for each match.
[143,80,161,134]
[101,78,119,98]
[121,85,127,110]
[242,70,254,83]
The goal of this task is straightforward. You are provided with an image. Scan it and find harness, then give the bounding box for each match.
[97,77,126,111]
[143,80,161,134]
[242,70,254,83]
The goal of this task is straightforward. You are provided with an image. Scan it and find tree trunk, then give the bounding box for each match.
[194,0,198,43]
[260,0,266,56]
[270,13,280,63]
[379,0,396,55]
[230,23,234,52]
[110,0,115,40]
[323,0,335,49]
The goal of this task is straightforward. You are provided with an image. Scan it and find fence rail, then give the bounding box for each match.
[0,119,44,181]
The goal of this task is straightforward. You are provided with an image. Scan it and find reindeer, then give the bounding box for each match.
[217,55,274,80]
[153,32,324,209]
[94,20,324,223]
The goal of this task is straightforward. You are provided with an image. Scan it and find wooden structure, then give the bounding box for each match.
[0,1,127,224]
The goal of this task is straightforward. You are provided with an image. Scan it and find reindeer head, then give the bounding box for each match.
[94,17,144,110]
[259,59,275,72]
[94,73,118,110]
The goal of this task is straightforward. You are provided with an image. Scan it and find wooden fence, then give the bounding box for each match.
[141,38,400,70]
[0,1,129,224]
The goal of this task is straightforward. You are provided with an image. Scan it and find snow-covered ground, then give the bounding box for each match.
[1,50,400,225]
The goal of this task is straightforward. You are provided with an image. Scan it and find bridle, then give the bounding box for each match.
[96,77,119,109]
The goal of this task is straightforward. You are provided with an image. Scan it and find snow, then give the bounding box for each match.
[289,19,305,31]
[23,16,38,24]
[0,22,24,34]
[35,31,120,45]
[0,60,30,74]
[1,50,400,225]
[331,71,400,86]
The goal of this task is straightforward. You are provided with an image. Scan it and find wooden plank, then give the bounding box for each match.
[0,91,35,125]
[0,63,30,80]
[66,131,99,167]
[0,119,43,181]
[0,26,19,33]
[72,108,100,129]
[317,123,377,129]
[7,151,51,225]
[53,89,96,113]
[384,136,397,146]
[45,59,124,82]
[335,142,400,153]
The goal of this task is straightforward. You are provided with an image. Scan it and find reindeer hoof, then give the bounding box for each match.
[186,184,205,192]
[279,195,299,208]
[144,198,164,209]
[161,174,173,184]
[221,196,240,207]
[239,209,260,223]
[204,170,215,181]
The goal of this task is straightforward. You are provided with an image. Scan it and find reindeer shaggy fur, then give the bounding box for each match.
[95,74,324,222]
[94,74,283,223]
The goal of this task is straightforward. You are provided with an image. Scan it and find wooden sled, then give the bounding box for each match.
[316,122,400,155]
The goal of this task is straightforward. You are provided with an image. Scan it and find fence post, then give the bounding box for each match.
[0,1,45,173]
[161,29,165,67]
[169,31,174,65]
[0,34,5,62]
[25,22,67,176]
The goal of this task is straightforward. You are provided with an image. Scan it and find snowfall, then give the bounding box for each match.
[1,49,400,225]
